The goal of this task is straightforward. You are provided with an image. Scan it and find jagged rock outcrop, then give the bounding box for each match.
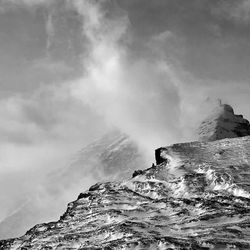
[2,136,250,249]
[198,103,250,142]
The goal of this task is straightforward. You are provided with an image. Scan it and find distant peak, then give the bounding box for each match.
[198,103,250,142]
[219,103,234,114]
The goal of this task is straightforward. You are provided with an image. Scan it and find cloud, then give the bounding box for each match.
[212,0,250,23]
[68,0,250,150]
[0,80,109,222]
[65,0,183,158]
[1,0,249,175]
[0,0,51,8]
[31,58,74,76]
[67,0,250,154]
[0,84,108,174]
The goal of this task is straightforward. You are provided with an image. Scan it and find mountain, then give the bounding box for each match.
[0,130,147,240]
[1,104,250,249]
[198,103,250,142]
[52,130,147,183]
[1,135,250,249]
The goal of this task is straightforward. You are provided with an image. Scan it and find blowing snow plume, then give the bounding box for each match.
[69,0,183,156]
[69,0,250,152]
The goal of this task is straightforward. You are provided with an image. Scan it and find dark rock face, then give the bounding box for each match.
[2,136,250,249]
[155,147,168,165]
[198,104,250,142]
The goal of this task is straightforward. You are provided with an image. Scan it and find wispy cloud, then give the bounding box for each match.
[1,0,51,8]
[1,0,250,174]
[212,0,250,23]
[0,84,107,174]
[66,0,183,156]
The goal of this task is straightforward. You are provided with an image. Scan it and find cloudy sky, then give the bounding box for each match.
[1,0,250,220]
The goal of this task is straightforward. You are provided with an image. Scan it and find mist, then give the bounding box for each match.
[0,0,250,239]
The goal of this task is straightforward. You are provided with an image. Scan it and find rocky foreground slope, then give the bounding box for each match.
[1,136,250,249]
[1,104,250,249]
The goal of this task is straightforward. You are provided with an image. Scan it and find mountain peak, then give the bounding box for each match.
[198,102,250,142]
[219,103,234,113]
[2,105,250,249]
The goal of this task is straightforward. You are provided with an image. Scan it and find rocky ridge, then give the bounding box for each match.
[1,136,250,249]
[1,104,250,249]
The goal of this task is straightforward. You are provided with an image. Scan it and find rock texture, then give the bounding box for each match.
[1,136,250,249]
[0,130,147,240]
[198,103,250,142]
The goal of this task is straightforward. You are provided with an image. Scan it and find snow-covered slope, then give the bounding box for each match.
[0,130,147,240]
[52,130,146,183]
[2,136,250,249]
[198,104,250,142]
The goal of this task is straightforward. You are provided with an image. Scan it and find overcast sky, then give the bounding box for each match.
[0,0,250,183]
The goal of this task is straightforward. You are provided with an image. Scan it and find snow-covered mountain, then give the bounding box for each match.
[0,130,147,240]
[1,103,250,249]
[198,103,250,141]
[2,135,250,249]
